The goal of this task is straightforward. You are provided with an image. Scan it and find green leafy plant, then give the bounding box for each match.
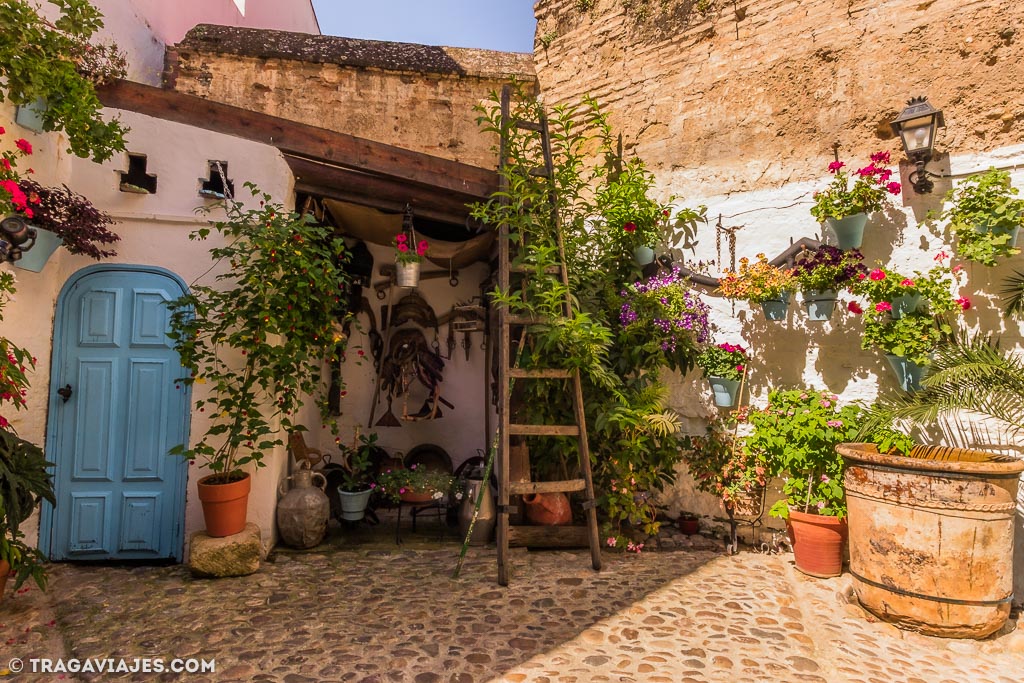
[860,313,952,367]
[937,168,1024,266]
[716,253,794,303]
[338,432,378,493]
[810,152,901,222]
[682,417,767,510]
[0,270,34,432]
[696,342,748,381]
[792,245,866,293]
[376,464,454,503]
[746,389,862,519]
[0,0,128,162]
[167,183,351,482]
[0,430,55,591]
[470,87,704,540]
[19,179,119,258]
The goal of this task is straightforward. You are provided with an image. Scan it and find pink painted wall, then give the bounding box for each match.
[130,0,319,45]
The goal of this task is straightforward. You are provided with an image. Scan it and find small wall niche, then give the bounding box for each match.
[119,153,158,194]
[199,161,234,199]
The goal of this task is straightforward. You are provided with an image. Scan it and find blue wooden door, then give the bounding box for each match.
[44,267,189,561]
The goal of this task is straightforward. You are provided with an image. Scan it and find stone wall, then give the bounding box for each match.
[168,25,537,167]
[534,0,1023,199]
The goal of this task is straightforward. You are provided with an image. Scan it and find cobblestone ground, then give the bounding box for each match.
[2,519,1024,682]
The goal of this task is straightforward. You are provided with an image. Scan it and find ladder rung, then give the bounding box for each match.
[514,119,544,132]
[528,166,551,178]
[510,479,586,495]
[505,314,551,326]
[509,368,573,379]
[509,264,562,274]
[508,525,589,548]
[508,424,580,437]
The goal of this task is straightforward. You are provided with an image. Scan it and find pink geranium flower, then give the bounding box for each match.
[15,138,32,155]
[397,243,409,253]
[869,269,886,281]
[875,301,893,312]
[886,182,902,195]
[900,279,914,287]
[956,297,971,311]
[828,161,845,173]
[623,222,637,233]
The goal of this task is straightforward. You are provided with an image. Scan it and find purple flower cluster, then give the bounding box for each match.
[619,267,712,353]
[794,246,867,288]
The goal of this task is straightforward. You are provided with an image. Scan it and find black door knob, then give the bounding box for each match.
[57,384,73,403]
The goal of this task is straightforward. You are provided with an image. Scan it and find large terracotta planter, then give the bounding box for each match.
[197,472,252,537]
[787,508,847,578]
[523,492,572,525]
[0,559,9,603]
[839,443,1024,638]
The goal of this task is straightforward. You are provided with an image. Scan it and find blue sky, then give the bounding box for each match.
[311,1,536,53]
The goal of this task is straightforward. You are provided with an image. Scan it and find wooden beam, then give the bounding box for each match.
[508,525,590,548]
[285,155,476,219]
[97,80,499,199]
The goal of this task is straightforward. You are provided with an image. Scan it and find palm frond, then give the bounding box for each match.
[999,270,1024,319]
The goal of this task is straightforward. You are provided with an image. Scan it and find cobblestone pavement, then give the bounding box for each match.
[2,519,1024,682]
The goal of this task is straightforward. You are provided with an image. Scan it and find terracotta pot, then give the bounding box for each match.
[522,492,572,525]
[0,559,10,603]
[787,508,847,578]
[678,517,700,535]
[197,472,252,537]
[399,490,437,504]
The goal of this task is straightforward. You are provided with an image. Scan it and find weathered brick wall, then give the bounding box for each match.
[169,25,537,167]
[534,0,1023,197]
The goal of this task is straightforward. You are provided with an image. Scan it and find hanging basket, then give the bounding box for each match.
[758,292,791,321]
[632,245,655,266]
[825,213,869,250]
[888,293,923,320]
[802,289,838,322]
[395,260,421,288]
[707,376,740,407]
[13,227,62,273]
[884,354,928,392]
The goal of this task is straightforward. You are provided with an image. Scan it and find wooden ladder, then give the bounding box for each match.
[495,85,602,586]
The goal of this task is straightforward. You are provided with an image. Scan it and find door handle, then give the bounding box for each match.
[57,384,73,403]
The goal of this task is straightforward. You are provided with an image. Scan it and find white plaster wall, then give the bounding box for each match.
[653,142,1024,595]
[2,104,296,555]
[318,246,494,474]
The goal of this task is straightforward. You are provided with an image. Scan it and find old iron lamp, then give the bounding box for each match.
[890,96,945,194]
[0,215,37,263]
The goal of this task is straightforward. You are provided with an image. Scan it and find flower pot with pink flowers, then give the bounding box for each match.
[393,231,429,287]
[849,253,968,392]
[810,152,902,250]
[792,246,866,321]
[696,342,748,408]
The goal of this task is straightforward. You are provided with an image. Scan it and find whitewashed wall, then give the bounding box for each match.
[654,142,1024,596]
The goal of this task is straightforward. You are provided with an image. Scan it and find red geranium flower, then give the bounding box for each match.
[828,161,845,173]
[623,222,637,233]
[15,139,32,155]
[956,297,971,311]
[869,269,886,281]
[847,301,864,314]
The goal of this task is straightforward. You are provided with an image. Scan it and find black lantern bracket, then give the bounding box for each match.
[890,96,947,197]
[898,151,951,206]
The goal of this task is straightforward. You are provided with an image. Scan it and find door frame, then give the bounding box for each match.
[39,264,193,561]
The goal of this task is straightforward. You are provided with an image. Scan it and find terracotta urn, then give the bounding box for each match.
[522,492,572,525]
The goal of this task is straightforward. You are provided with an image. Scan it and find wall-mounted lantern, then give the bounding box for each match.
[0,215,36,263]
[890,96,945,194]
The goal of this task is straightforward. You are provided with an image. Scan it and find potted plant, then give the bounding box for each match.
[168,183,352,537]
[393,230,429,287]
[618,266,712,372]
[696,342,748,408]
[850,254,967,391]
[597,159,673,265]
[717,253,795,320]
[677,512,700,535]
[376,464,454,504]
[682,417,767,517]
[810,152,902,249]
[937,168,1024,266]
[792,245,866,321]
[17,179,120,264]
[336,432,378,521]
[745,388,862,577]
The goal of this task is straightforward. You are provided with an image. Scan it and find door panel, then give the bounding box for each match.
[47,268,189,561]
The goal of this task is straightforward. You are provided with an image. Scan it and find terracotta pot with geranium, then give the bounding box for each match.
[717,253,795,320]
[792,246,866,321]
[848,252,967,391]
[696,342,748,408]
[810,152,901,250]
[683,417,767,519]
